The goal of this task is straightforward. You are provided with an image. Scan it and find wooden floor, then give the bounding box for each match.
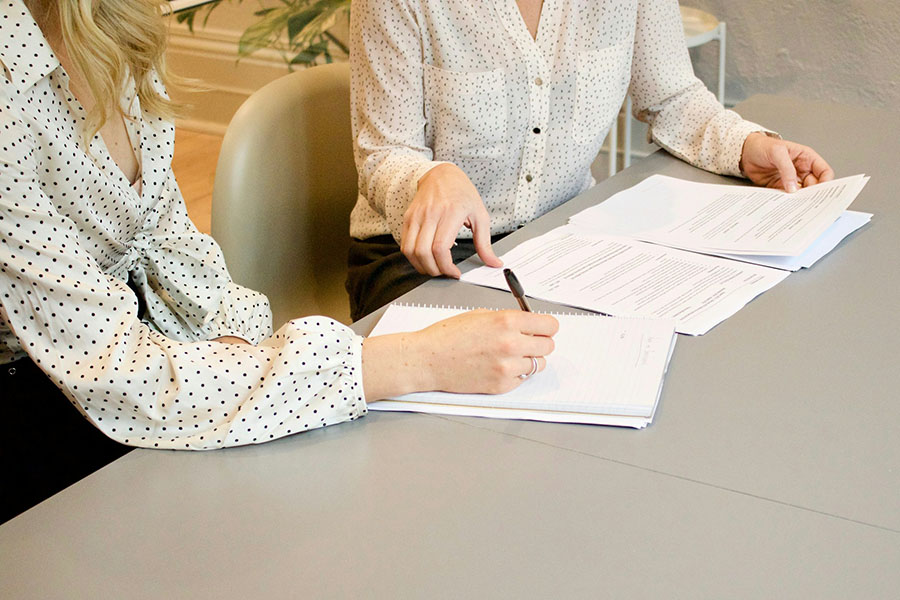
[172,129,223,235]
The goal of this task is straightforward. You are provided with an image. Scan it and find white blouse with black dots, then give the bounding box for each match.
[0,0,367,450]
[349,0,770,243]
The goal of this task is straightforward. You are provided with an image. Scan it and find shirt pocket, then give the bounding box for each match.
[423,64,508,159]
[572,44,630,146]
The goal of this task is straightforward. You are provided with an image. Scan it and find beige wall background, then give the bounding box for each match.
[166,0,302,133]
[168,1,900,134]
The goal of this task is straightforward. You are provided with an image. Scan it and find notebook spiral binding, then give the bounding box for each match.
[387,302,619,319]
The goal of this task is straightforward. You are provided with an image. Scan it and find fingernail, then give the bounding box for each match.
[786,182,798,193]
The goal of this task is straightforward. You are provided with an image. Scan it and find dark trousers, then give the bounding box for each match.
[0,358,131,524]
[346,233,509,322]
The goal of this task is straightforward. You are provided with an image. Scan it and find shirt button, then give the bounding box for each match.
[532,127,541,134]
[7,367,16,376]
[534,77,544,86]
[525,174,534,182]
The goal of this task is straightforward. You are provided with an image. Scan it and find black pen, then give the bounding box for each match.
[503,268,532,312]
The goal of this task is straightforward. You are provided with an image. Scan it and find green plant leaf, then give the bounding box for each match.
[287,9,319,41]
[175,9,198,30]
[189,0,351,62]
[322,30,348,55]
[289,7,344,51]
[174,1,224,32]
[237,6,292,56]
[289,38,330,65]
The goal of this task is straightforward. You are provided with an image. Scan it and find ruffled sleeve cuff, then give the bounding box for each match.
[202,281,274,345]
[262,315,368,424]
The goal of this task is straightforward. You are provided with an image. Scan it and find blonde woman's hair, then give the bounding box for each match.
[56,0,183,138]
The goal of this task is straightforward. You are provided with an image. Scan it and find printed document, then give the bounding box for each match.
[569,174,868,256]
[461,225,789,336]
[712,210,872,271]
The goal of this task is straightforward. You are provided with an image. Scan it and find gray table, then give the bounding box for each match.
[1,96,898,599]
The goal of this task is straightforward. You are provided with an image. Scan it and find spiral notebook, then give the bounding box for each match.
[367,304,677,428]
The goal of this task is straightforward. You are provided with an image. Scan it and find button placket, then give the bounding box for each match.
[494,0,553,227]
[519,64,550,224]
[514,55,550,226]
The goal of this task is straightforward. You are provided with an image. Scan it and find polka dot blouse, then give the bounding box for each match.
[0,0,366,450]
[349,0,770,243]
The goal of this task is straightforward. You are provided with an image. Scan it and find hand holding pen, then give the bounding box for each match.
[503,268,532,312]
[503,268,554,380]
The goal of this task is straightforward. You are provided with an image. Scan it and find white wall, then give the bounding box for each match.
[614,1,900,171]
[684,0,900,109]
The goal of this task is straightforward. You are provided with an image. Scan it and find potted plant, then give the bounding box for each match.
[177,0,351,66]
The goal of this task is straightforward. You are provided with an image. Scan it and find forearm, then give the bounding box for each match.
[647,89,769,177]
[42,318,366,450]
[360,153,446,241]
[361,310,559,401]
[631,0,769,176]
[0,202,365,450]
[351,0,444,239]
[361,332,434,401]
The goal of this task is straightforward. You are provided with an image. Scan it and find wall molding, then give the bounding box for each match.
[166,23,292,133]
[167,23,289,74]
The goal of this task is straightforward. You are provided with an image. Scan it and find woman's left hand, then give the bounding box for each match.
[740,132,835,192]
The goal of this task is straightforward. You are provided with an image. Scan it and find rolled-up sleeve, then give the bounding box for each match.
[0,121,367,450]
[630,0,773,177]
[350,0,444,242]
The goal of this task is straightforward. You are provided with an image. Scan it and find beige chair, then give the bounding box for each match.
[212,62,356,326]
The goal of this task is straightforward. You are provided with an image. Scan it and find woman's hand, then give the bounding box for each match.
[401,163,503,278]
[362,310,559,400]
[740,132,835,192]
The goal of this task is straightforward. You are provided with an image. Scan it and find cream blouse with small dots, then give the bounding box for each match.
[0,0,366,450]
[349,0,769,243]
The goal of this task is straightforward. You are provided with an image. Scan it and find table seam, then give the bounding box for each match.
[432,415,900,535]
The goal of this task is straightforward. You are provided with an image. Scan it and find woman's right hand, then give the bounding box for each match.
[400,163,503,278]
[413,309,559,394]
[362,310,559,400]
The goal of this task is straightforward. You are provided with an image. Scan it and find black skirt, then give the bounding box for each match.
[0,358,131,524]
[345,233,509,322]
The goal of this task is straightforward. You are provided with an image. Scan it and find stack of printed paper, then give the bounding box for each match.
[462,175,870,335]
[568,174,871,270]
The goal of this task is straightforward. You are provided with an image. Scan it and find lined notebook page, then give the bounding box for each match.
[367,305,676,419]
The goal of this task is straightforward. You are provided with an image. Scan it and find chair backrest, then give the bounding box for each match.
[212,62,356,326]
